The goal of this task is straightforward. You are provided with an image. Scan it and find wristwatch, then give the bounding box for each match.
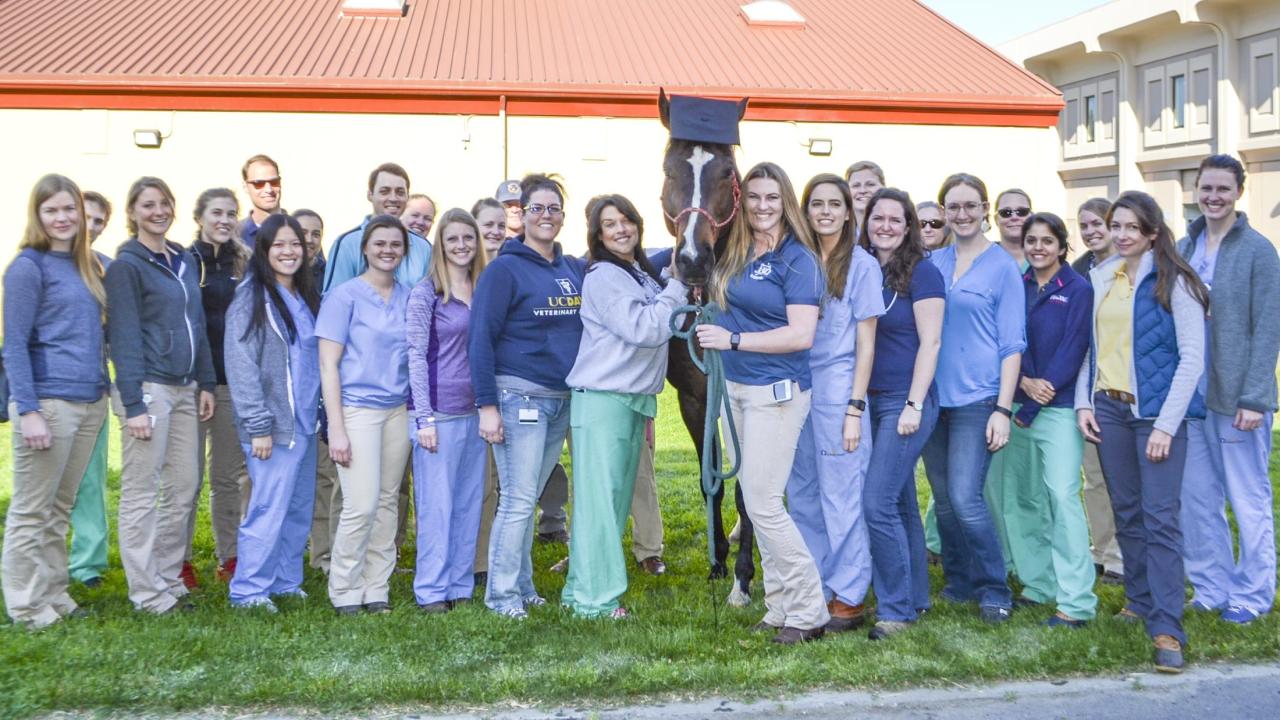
[847,398,866,412]
[994,405,1013,418]
[730,332,741,351]
[905,399,923,411]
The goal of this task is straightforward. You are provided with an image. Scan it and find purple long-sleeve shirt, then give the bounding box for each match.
[407,278,475,426]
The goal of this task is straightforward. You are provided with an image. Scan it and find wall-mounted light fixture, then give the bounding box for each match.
[807,138,833,156]
[133,129,163,149]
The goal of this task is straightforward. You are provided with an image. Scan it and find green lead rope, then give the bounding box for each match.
[669,301,742,569]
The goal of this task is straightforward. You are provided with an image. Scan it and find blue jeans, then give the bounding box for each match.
[1093,392,1188,643]
[864,389,939,622]
[921,397,1011,609]
[484,378,571,613]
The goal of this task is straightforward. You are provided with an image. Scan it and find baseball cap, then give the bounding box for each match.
[496,180,522,203]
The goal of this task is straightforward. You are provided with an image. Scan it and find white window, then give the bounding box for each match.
[1142,52,1213,148]
[1250,37,1280,134]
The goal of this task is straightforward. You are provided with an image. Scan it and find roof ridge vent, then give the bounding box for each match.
[739,0,806,28]
[341,0,407,18]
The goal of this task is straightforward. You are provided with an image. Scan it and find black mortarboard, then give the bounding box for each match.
[666,94,743,145]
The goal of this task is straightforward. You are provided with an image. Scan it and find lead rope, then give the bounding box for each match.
[669,299,742,623]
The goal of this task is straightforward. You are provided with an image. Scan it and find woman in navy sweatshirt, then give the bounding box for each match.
[469,173,586,619]
[2,174,109,629]
[998,212,1097,627]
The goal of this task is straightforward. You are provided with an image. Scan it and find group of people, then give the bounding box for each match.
[2,134,1276,676]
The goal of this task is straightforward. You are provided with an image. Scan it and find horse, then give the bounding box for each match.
[657,90,757,606]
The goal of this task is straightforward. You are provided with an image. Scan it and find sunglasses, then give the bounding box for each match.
[247,177,282,190]
[920,219,945,230]
[997,207,1031,219]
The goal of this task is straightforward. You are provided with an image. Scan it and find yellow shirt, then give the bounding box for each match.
[1096,268,1134,394]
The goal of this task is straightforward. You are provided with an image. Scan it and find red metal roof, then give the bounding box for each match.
[0,0,1062,126]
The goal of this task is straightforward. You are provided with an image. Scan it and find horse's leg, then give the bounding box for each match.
[727,481,756,606]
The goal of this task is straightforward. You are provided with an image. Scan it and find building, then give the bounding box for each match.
[0,0,1062,268]
[1000,0,1280,242]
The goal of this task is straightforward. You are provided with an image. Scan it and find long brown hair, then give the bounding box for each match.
[429,208,488,304]
[858,188,925,295]
[1108,191,1209,312]
[801,173,856,299]
[711,162,820,307]
[585,194,659,285]
[21,174,106,306]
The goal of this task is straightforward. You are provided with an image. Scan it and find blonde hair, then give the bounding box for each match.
[429,208,488,304]
[711,162,821,307]
[21,174,106,307]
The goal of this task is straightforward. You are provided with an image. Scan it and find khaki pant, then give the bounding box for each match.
[115,382,201,613]
[327,404,410,607]
[3,397,108,627]
[394,461,412,550]
[189,384,249,563]
[1082,442,1123,575]
[629,423,664,562]
[726,381,829,630]
[473,448,500,573]
[309,437,342,571]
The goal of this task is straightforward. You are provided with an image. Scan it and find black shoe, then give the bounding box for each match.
[364,602,392,614]
[334,604,362,616]
[750,620,781,633]
[980,606,1012,624]
[81,577,103,589]
[1012,596,1042,609]
[66,607,93,620]
[473,571,488,588]
[419,601,450,614]
[823,614,865,633]
[772,626,824,645]
[536,529,570,544]
[1099,570,1124,586]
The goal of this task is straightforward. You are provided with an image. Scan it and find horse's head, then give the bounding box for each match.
[659,90,747,288]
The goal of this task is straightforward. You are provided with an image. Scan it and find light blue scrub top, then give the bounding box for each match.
[809,246,885,404]
[315,277,410,409]
[280,284,321,432]
[928,243,1026,408]
[1189,230,1216,397]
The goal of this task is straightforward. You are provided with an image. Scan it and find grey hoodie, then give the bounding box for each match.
[565,262,686,395]
[1177,212,1280,415]
[223,281,305,446]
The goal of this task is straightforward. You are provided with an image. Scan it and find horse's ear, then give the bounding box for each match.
[659,88,671,129]
[737,97,749,121]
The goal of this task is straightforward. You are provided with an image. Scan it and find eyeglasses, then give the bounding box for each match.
[524,204,564,217]
[920,219,945,230]
[997,207,1031,219]
[247,177,282,190]
[945,202,983,216]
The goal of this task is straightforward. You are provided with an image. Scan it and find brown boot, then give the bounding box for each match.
[824,599,866,632]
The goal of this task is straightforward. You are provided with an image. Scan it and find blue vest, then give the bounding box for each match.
[1132,269,1205,420]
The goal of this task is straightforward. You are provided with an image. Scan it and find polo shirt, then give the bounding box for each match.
[869,260,946,393]
[314,277,410,409]
[718,235,822,390]
[929,243,1026,407]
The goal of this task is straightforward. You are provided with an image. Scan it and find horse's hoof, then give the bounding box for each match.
[708,564,728,580]
[726,585,751,607]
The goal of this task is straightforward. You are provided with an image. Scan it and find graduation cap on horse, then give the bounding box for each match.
[659,89,748,146]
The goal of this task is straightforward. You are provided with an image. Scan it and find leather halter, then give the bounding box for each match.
[663,172,741,232]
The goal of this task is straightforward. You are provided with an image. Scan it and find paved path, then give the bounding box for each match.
[56,662,1280,719]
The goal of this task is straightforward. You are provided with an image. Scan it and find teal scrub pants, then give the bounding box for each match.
[68,420,110,583]
[999,406,1097,620]
[924,495,941,555]
[985,446,1018,574]
[561,390,652,617]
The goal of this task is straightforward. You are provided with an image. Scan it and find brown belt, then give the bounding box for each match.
[1100,389,1136,404]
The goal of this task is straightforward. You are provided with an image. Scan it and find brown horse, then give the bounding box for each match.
[658,90,756,605]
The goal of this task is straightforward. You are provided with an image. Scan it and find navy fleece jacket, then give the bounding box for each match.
[1014,263,1093,427]
[469,237,587,406]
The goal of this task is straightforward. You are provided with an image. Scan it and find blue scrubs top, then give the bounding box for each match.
[1189,229,1216,397]
[718,235,822,390]
[315,277,410,409]
[280,284,320,432]
[929,243,1026,408]
[810,246,885,403]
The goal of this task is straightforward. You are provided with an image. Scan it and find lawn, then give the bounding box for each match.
[1,386,1277,718]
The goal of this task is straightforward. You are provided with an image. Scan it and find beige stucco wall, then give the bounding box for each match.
[0,107,1060,304]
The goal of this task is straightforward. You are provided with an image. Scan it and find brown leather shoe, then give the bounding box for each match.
[640,556,666,576]
[825,599,866,632]
[772,625,825,645]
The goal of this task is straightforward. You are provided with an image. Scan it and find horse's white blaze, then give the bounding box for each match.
[680,145,715,262]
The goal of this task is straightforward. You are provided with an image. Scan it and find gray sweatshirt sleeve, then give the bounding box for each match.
[587,266,687,349]
[1154,276,1206,435]
[2,256,42,415]
[223,286,273,438]
[1239,240,1280,413]
[105,259,148,418]
[1073,345,1094,412]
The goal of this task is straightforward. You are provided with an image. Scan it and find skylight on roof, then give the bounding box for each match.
[739,0,806,27]
[341,0,407,18]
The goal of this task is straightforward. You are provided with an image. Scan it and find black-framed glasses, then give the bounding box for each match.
[997,207,1031,219]
[920,219,945,230]
[524,204,564,217]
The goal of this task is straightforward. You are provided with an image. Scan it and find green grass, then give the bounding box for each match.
[0,386,1277,718]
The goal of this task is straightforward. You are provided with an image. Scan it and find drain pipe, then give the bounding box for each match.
[500,94,509,179]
